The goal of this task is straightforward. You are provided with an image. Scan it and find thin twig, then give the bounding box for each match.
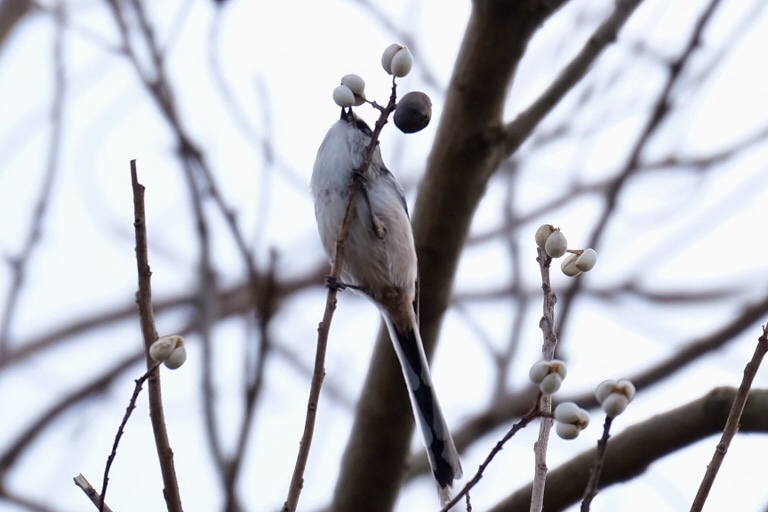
[1,353,142,470]
[0,264,325,371]
[530,248,558,512]
[223,251,279,510]
[0,2,65,360]
[73,474,114,512]
[131,160,183,512]
[99,363,159,512]
[487,388,768,512]
[105,5,281,492]
[580,415,614,511]
[503,0,645,157]
[0,0,32,49]
[439,401,544,512]
[690,325,768,511]
[281,86,399,512]
[399,292,768,481]
[555,0,724,338]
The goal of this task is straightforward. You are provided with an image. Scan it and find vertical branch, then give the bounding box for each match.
[105,5,279,497]
[0,2,66,359]
[223,251,279,511]
[183,156,228,478]
[282,90,399,512]
[690,325,768,511]
[280,166,361,512]
[131,160,183,512]
[555,0,724,338]
[530,248,558,512]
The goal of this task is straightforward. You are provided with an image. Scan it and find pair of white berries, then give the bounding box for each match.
[381,43,413,77]
[534,224,597,277]
[529,359,567,395]
[332,43,414,110]
[554,402,591,440]
[529,360,589,439]
[552,380,636,439]
[595,379,636,417]
[333,74,366,109]
[149,334,186,370]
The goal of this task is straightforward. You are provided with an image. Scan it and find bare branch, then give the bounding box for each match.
[0,3,65,359]
[579,415,613,511]
[0,353,141,470]
[690,325,768,511]
[0,0,32,51]
[1,265,324,371]
[282,87,401,512]
[99,364,158,512]
[404,293,768,481]
[0,485,57,512]
[503,0,645,157]
[555,0,725,339]
[223,251,279,510]
[440,401,543,512]
[332,1,649,507]
[131,161,183,512]
[531,248,559,511]
[74,473,115,512]
[488,388,768,512]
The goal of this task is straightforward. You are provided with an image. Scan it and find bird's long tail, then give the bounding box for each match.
[382,315,462,504]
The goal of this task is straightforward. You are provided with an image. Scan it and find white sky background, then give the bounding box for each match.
[1,0,768,511]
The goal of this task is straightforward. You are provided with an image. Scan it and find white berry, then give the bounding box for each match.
[381,43,403,74]
[149,335,184,363]
[535,224,555,250]
[595,379,636,417]
[164,346,187,370]
[560,253,582,277]
[390,47,413,77]
[544,230,567,258]
[538,373,564,395]
[601,394,629,416]
[554,402,583,423]
[556,422,581,440]
[575,248,598,271]
[332,85,355,108]
[381,43,413,77]
[553,401,590,440]
[341,74,366,106]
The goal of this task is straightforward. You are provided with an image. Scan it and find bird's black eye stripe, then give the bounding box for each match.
[342,107,373,136]
[355,118,373,137]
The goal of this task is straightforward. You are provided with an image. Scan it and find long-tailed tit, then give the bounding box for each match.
[311,107,462,503]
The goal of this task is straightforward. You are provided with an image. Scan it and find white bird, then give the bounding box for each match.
[311,107,462,504]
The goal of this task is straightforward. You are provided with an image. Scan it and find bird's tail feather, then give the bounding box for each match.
[381,314,462,502]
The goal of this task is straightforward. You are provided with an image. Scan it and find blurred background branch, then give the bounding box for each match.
[1,0,767,511]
